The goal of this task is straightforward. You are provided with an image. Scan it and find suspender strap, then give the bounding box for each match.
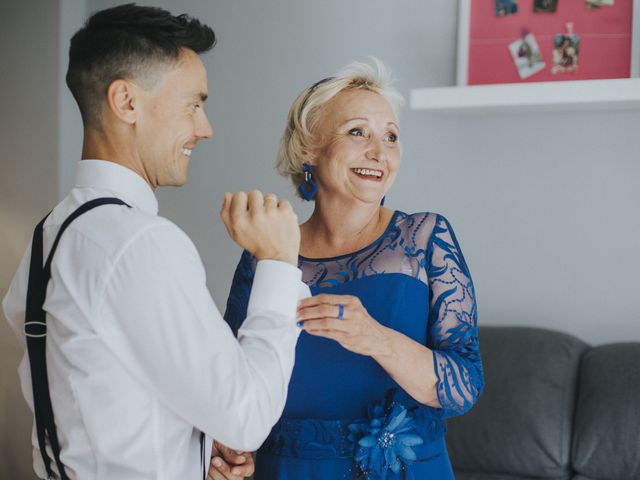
[201,431,206,480]
[25,197,129,479]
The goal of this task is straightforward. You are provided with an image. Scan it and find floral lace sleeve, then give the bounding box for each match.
[427,215,483,417]
[223,250,255,337]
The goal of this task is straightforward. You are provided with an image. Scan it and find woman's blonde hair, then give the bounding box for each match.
[276,57,405,198]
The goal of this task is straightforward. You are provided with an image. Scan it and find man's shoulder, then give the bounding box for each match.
[46,197,192,261]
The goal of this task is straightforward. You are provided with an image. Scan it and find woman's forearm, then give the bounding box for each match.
[371,325,441,408]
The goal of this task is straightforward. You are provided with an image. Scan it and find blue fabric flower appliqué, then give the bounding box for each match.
[348,402,424,479]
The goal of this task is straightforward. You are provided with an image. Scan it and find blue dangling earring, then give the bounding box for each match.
[298,162,317,201]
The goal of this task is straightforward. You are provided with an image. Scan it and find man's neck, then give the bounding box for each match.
[82,127,155,190]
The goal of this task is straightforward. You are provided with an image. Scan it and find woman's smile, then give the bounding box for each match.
[351,167,384,181]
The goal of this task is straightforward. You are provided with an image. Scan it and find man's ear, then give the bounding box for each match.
[106,79,138,125]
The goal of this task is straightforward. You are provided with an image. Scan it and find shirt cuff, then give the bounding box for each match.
[247,260,305,319]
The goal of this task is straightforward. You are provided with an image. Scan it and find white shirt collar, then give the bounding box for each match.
[75,160,158,215]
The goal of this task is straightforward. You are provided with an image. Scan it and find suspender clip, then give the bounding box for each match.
[24,321,47,338]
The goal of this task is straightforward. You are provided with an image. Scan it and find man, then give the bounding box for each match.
[2,4,307,479]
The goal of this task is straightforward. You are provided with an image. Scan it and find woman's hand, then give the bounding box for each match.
[207,441,255,480]
[298,293,441,407]
[297,294,391,357]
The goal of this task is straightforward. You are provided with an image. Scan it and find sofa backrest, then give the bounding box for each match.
[446,326,588,479]
[572,343,640,480]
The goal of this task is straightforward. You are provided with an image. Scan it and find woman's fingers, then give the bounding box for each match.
[296,294,383,356]
[297,304,346,322]
[299,317,349,332]
[303,328,346,342]
[297,294,358,310]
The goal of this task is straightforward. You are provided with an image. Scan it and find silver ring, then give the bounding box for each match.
[337,303,344,320]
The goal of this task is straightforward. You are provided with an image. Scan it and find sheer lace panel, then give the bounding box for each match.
[299,211,437,288]
[428,215,483,416]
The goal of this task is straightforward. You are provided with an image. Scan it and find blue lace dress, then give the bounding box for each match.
[224,211,483,480]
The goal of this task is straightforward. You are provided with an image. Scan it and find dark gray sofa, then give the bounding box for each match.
[446,326,640,480]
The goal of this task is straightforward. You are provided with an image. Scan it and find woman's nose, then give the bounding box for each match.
[365,136,386,163]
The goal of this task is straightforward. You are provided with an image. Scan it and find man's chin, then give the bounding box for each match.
[160,174,188,187]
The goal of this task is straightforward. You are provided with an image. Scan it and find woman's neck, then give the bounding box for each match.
[300,199,392,258]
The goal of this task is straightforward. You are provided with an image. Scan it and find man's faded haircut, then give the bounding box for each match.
[66,3,216,128]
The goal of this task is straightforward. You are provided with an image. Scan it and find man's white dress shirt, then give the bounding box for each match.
[3,160,308,479]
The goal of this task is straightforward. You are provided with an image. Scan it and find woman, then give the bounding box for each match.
[223,59,483,479]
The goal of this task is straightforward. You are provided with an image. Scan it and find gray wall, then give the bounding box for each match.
[84,0,640,345]
[2,0,639,476]
[0,1,60,478]
[76,1,464,329]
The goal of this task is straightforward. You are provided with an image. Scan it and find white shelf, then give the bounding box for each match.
[410,78,640,113]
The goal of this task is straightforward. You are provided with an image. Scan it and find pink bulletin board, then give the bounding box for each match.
[457,0,639,85]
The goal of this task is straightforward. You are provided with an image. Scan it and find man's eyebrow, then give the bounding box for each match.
[199,93,208,102]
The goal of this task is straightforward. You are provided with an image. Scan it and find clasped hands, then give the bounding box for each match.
[207,441,254,480]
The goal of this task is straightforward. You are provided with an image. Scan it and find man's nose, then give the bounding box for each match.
[197,112,214,140]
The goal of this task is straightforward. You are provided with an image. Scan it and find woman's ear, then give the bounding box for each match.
[301,149,318,167]
[105,79,138,125]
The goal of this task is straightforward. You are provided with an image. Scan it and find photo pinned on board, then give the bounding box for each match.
[534,0,558,13]
[586,0,614,9]
[508,29,545,79]
[495,0,519,17]
[552,24,580,73]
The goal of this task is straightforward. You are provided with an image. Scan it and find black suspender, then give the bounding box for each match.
[24,196,208,480]
[24,198,129,479]
[201,431,206,480]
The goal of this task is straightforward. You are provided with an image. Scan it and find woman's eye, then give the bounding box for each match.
[386,133,398,143]
[191,104,201,113]
[348,127,364,137]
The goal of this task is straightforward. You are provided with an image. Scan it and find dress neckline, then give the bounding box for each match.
[299,210,402,262]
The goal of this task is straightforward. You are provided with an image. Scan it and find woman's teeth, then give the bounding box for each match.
[182,148,193,157]
[352,168,382,178]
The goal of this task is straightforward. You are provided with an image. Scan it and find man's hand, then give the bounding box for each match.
[220,190,300,266]
[207,440,255,480]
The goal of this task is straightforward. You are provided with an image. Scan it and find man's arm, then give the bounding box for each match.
[96,191,307,452]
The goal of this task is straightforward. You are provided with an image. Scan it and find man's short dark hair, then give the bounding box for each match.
[66,3,216,128]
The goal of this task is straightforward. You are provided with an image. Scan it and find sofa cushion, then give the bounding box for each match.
[572,343,640,480]
[446,326,588,479]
